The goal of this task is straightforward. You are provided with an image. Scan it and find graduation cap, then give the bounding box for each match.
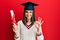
[21,2,38,10]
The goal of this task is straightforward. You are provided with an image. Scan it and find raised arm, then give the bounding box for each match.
[34,17,44,35]
[13,21,21,40]
[34,17,44,40]
[10,10,21,40]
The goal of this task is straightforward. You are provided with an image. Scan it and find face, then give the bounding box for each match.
[25,10,33,20]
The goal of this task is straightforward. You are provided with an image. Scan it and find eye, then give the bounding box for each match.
[25,11,28,13]
[30,11,33,13]
[30,11,32,13]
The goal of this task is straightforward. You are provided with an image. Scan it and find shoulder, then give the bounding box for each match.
[17,20,22,24]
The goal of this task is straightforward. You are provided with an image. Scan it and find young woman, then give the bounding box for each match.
[13,2,44,40]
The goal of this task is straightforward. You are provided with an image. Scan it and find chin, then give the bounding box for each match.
[27,17,31,19]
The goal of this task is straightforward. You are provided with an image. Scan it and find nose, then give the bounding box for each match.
[27,13,30,16]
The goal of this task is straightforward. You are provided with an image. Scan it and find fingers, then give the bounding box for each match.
[41,20,44,24]
[13,23,16,28]
[38,17,40,21]
[38,17,44,24]
[38,17,42,22]
[13,27,15,32]
[13,28,17,33]
[13,24,18,32]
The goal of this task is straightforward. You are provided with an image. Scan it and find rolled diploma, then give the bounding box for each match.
[10,10,14,18]
[10,10,16,25]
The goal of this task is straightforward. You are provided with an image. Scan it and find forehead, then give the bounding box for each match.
[25,10,33,12]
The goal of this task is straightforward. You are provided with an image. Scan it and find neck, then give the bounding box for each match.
[26,19,32,25]
[27,19,31,23]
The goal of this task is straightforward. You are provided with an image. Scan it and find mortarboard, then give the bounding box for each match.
[21,2,38,10]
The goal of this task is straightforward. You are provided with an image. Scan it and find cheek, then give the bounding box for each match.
[25,13,28,17]
[30,14,32,17]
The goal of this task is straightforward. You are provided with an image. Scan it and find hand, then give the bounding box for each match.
[13,23,18,33]
[34,17,44,29]
[13,24,19,38]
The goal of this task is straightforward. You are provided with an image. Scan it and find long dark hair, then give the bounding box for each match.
[22,10,36,26]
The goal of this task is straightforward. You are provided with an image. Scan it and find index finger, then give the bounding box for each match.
[38,17,42,22]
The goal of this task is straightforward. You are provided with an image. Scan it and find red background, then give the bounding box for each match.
[0,0,60,40]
